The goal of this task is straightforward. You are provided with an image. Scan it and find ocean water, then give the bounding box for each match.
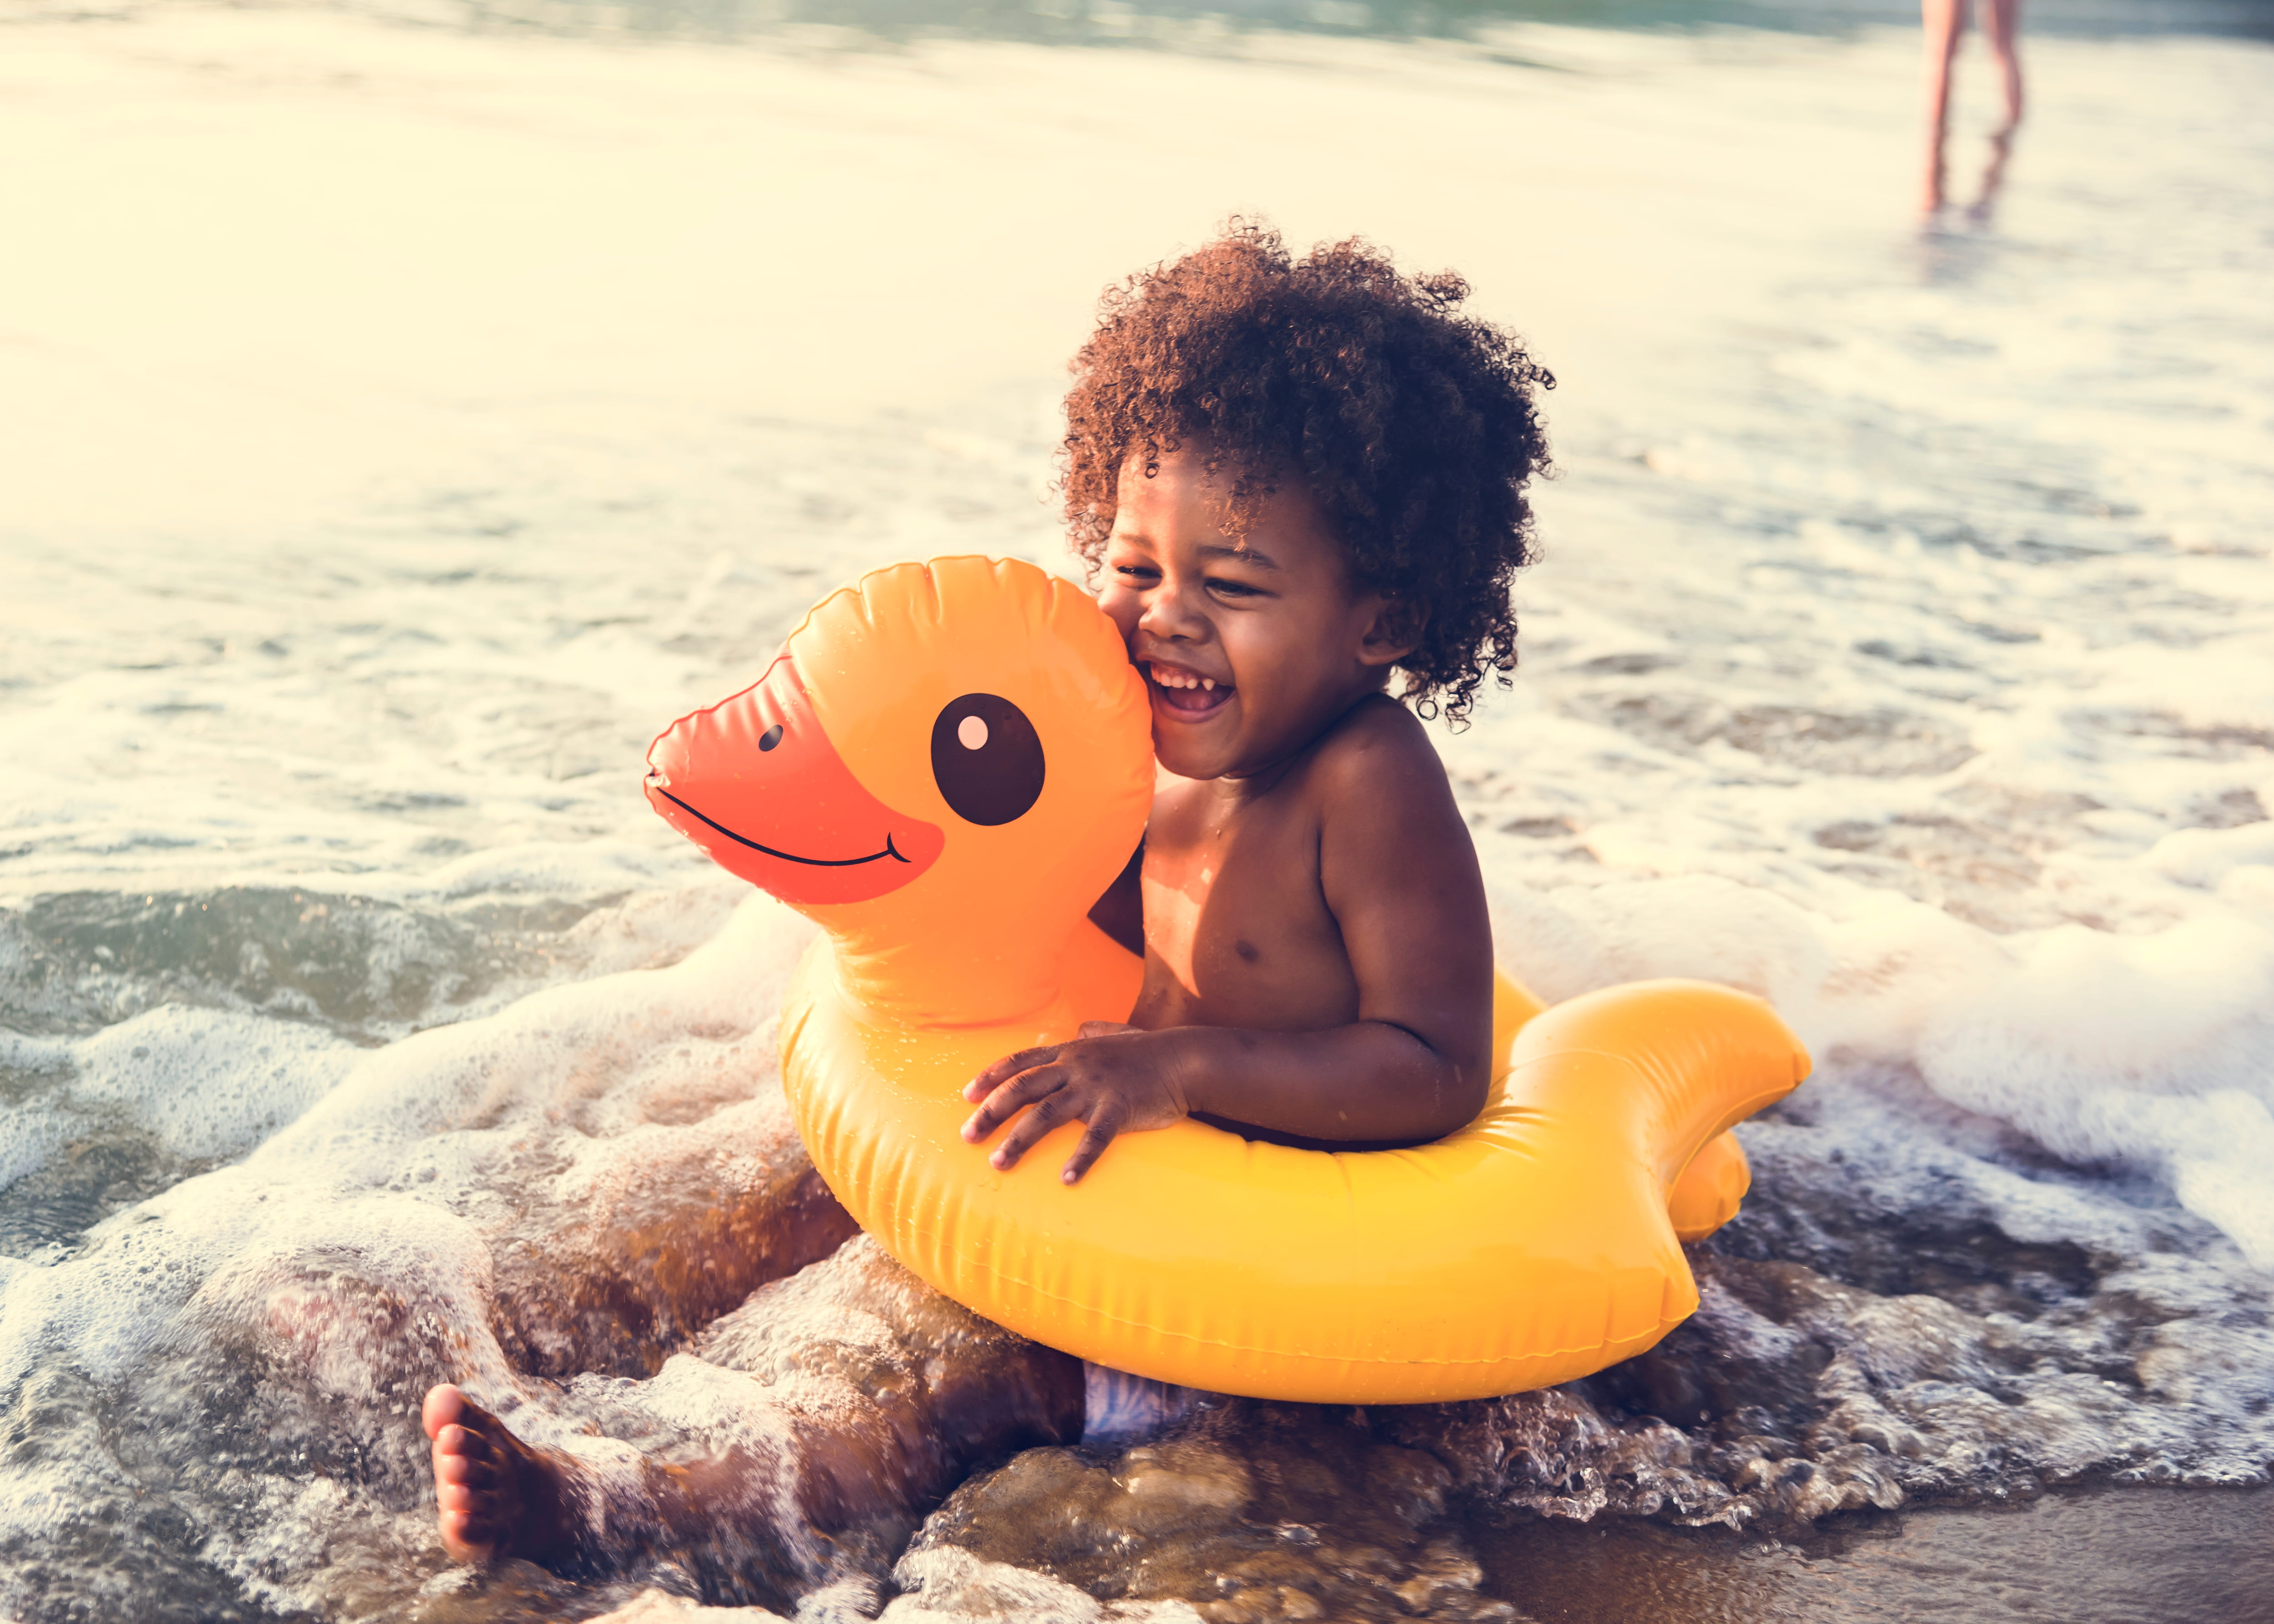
[4,1,2273,1619]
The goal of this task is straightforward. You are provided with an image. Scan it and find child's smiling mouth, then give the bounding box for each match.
[1143,659,1234,720]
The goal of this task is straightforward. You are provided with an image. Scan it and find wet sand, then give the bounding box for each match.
[1480,1487,2274,1623]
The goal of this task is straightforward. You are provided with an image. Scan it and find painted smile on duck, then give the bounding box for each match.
[643,652,945,906]
[644,785,916,870]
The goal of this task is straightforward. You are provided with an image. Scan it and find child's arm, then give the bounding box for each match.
[963,716,1494,1183]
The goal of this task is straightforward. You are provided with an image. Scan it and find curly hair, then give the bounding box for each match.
[1060,219,1553,725]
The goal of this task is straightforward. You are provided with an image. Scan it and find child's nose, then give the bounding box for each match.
[1140,577,1211,641]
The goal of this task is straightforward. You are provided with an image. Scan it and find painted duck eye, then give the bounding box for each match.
[930,693,1044,826]
[759,724,783,752]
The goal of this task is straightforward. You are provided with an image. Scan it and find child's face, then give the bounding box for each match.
[1096,448,1408,782]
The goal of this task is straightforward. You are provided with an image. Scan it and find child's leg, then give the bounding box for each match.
[486,1096,860,1379]
[426,1236,1083,1608]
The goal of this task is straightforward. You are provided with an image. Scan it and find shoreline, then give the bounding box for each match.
[1476,1484,2274,1623]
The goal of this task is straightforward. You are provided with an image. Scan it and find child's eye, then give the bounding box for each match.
[1113,563,1158,581]
[1206,577,1264,598]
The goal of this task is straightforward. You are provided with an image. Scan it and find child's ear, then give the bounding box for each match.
[1355,596,1425,668]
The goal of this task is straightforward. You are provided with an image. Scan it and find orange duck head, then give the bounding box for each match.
[645,556,1153,1027]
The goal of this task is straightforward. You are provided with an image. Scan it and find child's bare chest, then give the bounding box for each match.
[1133,782,1361,1032]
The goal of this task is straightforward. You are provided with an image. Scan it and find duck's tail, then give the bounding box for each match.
[1506,977,1811,1218]
[1668,1130,1753,1241]
[1491,973,1799,1243]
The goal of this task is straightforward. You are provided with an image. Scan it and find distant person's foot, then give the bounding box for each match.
[1920,156,1948,216]
[1968,127,2016,222]
[423,1384,577,1564]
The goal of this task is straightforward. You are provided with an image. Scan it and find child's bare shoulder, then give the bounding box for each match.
[1305,695,1456,801]
[1303,696,1485,973]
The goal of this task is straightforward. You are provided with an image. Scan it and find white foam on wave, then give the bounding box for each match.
[1910,915,2274,1267]
[2151,820,2274,889]
[0,1007,359,1232]
[0,884,795,1308]
[0,1100,76,1201]
[68,1005,359,1161]
[1487,869,2274,1269]
[0,890,827,1613]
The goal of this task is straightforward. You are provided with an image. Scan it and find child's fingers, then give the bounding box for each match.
[960,1063,1066,1143]
[1074,1021,1139,1040]
[964,1045,1062,1102]
[1059,1103,1124,1184]
[987,1084,1082,1170]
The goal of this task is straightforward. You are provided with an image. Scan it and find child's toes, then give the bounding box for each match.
[435,1448,493,1489]
[421,1383,471,1440]
[435,1422,483,1458]
[438,1513,498,1562]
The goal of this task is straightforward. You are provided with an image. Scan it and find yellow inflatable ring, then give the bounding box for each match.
[646,556,1811,1403]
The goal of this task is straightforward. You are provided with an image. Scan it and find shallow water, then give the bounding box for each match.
[4,1,2274,1619]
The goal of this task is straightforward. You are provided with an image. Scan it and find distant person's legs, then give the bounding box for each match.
[1921,0,1968,211]
[1981,0,2025,131]
[1923,0,2024,215]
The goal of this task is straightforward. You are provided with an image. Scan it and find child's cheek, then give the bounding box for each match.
[1096,588,1144,653]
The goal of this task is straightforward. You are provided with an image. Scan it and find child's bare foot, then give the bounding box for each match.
[422,1384,576,1564]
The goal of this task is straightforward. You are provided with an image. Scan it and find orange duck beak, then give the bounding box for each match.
[644,653,944,906]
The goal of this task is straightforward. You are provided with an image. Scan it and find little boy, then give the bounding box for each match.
[960,218,1554,1441]
[423,222,1554,1602]
[963,221,1550,1187]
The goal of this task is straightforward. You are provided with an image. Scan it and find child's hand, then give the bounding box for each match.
[960,1023,1188,1184]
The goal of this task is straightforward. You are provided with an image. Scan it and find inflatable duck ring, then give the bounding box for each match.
[646,556,1810,1403]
